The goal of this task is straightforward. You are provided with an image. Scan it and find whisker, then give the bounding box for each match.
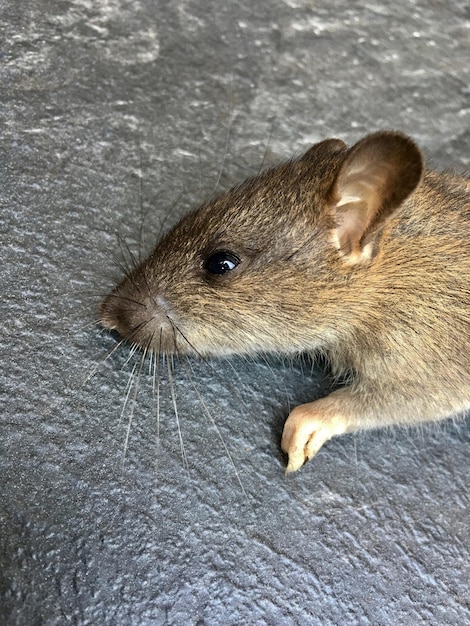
[167,319,209,362]
[72,318,104,333]
[156,192,185,240]
[260,353,292,414]
[257,118,277,175]
[219,356,251,412]
[69,287,117,298]
[122,342,141,368]
[82,335,128,385]
[182,356,248,497]
[115,318,156,371]
[117,232,139,273]
[102,293,147,308]
[152,344,161,441]
[111,256,134,279]
[213,82,235,194]
[150,347,163,475]
[114,235,134,276]
[197,139,204,193]
[169,319,250,414]
[167,353,189,472]
[120,359,139,425]
[121,345,148,467]
[137,144,145,264]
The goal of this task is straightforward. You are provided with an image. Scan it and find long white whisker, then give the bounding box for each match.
[72,318,104,333]
[150,349,162,475]
[183,356,247,497]
[120,360,139,425]
[261,353,292,414]
[220,357,251,412]
[82,335,128,386]
[121,345,148,467]
[151,330,162,466]
[122,342,141,368]
[154,332,162,440]
[167,354,189,472]
[169,321,249,414]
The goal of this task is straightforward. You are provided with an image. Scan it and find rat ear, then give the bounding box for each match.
[327,131,423,263]
[301,138,347,162]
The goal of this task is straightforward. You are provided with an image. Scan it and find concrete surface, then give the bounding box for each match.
[1,0,469,624]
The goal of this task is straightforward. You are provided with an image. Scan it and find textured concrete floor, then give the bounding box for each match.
[1,1,469,624]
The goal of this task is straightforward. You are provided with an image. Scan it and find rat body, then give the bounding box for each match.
[101,131,470,473]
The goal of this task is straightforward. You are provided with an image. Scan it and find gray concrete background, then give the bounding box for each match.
[1,1,469,624]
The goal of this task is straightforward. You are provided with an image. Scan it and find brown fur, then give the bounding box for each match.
[100,131,470,473]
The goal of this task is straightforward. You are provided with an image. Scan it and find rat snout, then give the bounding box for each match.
[99,290,137,333]
[99,287,177,353]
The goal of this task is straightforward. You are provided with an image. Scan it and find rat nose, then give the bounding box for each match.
[99,290,147,335]
[100,287,178,353]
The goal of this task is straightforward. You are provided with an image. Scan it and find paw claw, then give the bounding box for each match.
[281,402,348,474]
[285,454,307,476]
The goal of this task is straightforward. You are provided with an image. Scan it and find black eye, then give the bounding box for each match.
[203,250,241,275]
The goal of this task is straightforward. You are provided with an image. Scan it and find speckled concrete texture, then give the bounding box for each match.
[1,1,469,625]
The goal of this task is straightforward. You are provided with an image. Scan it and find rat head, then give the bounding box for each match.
[100,131,423,357]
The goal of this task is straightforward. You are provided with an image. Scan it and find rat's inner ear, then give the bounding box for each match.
[327,131,424,264]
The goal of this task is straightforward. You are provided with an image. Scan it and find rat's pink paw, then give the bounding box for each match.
[281,402,348,474]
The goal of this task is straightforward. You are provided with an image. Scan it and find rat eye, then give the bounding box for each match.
[203,250,241,275]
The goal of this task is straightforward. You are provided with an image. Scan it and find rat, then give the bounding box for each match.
[100,130,470,474]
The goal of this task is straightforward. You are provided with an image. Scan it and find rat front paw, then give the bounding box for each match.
[281,401,348,474]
